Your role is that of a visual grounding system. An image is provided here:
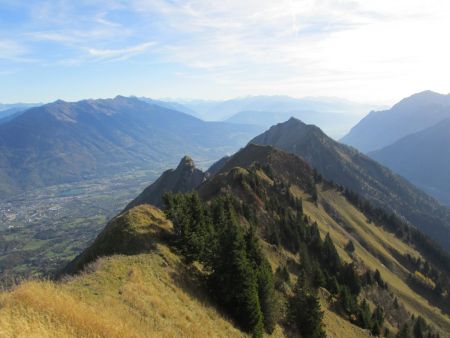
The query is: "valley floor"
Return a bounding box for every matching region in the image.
[0,168,163,284]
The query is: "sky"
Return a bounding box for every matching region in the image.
[0,0,449,105]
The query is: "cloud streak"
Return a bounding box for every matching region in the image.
[87,41,156,61]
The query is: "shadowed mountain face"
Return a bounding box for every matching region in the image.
[370,118,450,205]
[0,96,261,197]
[341,91,450,153]
[250,118,450,251]
[125,156,206,209]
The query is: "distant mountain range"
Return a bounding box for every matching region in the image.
[0,96,261,197]
[341,91,450,153]
[176,95,382,120]
[249,118,450,251]
[164,95,384,139]
[370,118,450,205]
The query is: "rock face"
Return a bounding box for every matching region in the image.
[125,156,206,209]
[250,117,450,251]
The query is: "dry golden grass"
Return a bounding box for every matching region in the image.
[322,307,371,338]
[298,184,450,337]
[0,205,247,338]
[0,247,247,338]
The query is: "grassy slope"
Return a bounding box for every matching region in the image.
[0,203,373,338]
[262,243,372,338]
[299,184,450,337]
[0,251,247,338]
[0,205,246,338]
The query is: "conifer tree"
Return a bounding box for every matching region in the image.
[289,279,326,338]
[322,233,341,274]
[413,316,425,338]
[340,263,361,295]
[370,304,384,336]
[345,239,355,253]
[357,299,372,329]
[209,197,264,337]
[327,276,340,295]
[396,323,411,338]
[340,285,357,315]
[308,222,323,256]
[245,227,279,334]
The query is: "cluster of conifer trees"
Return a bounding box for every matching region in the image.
[396,316,441,338]
[163,192,279,337]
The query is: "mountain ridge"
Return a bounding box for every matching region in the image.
[250,117,450,252]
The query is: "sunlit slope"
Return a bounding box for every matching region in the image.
[0,205,246,338]
[0,202,375,338]
[300,185,450,336]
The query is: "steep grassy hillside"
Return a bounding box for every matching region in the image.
[302,187,450,335]
[0,204,371,338]
[0,205,246,337]
[196,145,449,336]
[250,118,450,252]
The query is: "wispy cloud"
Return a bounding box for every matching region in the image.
[87,41,156,61]
[0,40,26,58]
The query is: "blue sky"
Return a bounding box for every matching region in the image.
[0,0,449,104]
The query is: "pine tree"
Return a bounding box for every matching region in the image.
[372,304,384,327]
[396,323,411,338]
[345,240,355,253]
[413,316,425,338]
[245,227,279,334]
[299,241,313,287]
[340,263,361,295]
[209,197,264,337]
[289,280,326,338]
[393,297,400,309]
[312,261,326,288]
[326,276,340,295]
[357,299,372,329]
[371,305,384,336]
[372,321,381,336]
[374,269,387,289]
[340,285,357,315]
[322,233,341,274]
[308,222,323,256]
